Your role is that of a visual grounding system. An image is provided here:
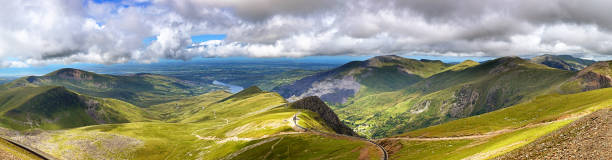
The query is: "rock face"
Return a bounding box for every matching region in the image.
[289,96,358,136]
[578,71,612,91]
[448,85,479,118]
[275,61,364,104]
[496,109,611,160]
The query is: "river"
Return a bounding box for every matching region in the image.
[212,80,244,93]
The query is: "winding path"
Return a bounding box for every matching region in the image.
[0,135,56,160]
[293,112,388,160]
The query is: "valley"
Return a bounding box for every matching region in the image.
[0,54,609,160]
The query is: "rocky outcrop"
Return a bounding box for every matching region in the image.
[448,85,479,118]
[289,96,358,136]
[579,71,612,91]
[274,61,364,104]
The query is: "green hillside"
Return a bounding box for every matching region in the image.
[2,68,216,107]
[274,55,450,104]
[2,87,382,160]
[378,87,612,160]
[0,86,156,130]
[337,57,576,138]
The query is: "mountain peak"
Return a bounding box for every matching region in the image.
[290,96,358,136]
[218,86,264,102]
[46,68,95,80]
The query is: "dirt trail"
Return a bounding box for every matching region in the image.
[0,135,56,160]
[292,111,388,160]
[495,109,612,160]
[381,113,586,142]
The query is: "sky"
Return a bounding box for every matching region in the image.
[2,0,612,68]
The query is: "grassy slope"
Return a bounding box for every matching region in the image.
[354,55,450,95]
[338,57,575,138]
[148,90,232,122]
[25,87,377,160]
[0,86,156,131]
[0,138,42,160]
[383,87,612,159]
[2,68,216,107]
[402,87,612,137]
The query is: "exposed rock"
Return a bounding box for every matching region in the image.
[496,109,611,160]
[578,71,612,91]
[286,76,361,104]
[53,68,93,81]
[289,96,359,136]
[448,85,479,118]
[274,61,365,104]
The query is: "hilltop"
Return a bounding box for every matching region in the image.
[0,86,156,130]
[273,55,450,104]
[2,68,216,107]
[531,54,595,71]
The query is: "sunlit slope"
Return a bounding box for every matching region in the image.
[148,90,232,122]
[378,87,612,160]
[0,86,156,130]
[338,57,576,138]
[2,68,216,106]
[0,138,43,160]
[12,87,379,160]
[559,60,612,93]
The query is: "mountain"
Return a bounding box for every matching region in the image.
[2,68,216,107]
[273,55,450,104]
[559,61,612,93]
[289,96,358,136]
[530,54,595,71]
[378,86,612,159]
[0,86,156,130]
[1,86,383,159]
[334,57,576,138]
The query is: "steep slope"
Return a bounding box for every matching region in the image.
[2,68,214,107]
[4,87,383,160]
[289,96,358,136]
[273,55,450,104]
[531,54,595,71]
[376,87,612,160]
[559,61,612,93]
[0,86,156,130]
[496,109,611,160]
[338,57,576,138]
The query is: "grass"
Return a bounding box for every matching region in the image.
[0,138,42,160]
[231,133,380,160]
[17,89,378,159]
[0,86,158,130]
[401,87,612,137]
[338,57,577,138]
[148,90,232,122]
[2,68,217,107]
[389,119,573,160]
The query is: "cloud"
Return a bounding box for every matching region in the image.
[3,0,612,67]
